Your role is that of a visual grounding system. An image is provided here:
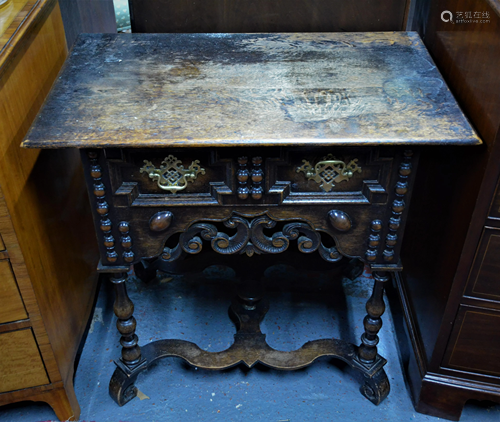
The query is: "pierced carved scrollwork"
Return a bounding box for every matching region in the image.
[296,154,362,192]
[160,214,342,263]
[140,155,205,193]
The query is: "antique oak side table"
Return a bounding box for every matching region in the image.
[23,33,480,407]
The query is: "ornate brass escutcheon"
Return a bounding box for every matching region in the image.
[140,155,205,193]
[296,154,361,192]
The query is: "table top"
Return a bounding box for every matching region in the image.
[23,32,481,149]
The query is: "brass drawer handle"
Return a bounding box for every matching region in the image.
[140,155,205,193]
[296,154,361,192]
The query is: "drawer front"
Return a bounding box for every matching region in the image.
[464,227,500,302]
[0,260,28,324]
[82,147,416,268]
[443,306,500,378]
[104,147,394,207]
[0,328,49,393]
[0,234,4,251]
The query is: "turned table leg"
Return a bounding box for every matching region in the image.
[112,272,142,366]
[356,270,390,404]
[109,272,147,406]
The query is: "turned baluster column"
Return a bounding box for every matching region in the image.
[111,273,142,366]
[358,271,388,364]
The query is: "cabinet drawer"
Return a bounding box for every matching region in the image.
[443,306,500,377]
[464,227,500,302]
[0,328,49,393]
[0,260,28,324]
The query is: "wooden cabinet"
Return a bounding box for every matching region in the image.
[0,0,99,420]
[391,0,500,420]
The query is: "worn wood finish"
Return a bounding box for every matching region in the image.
[22,33,480,149]
[128,0,409,33]
[0,0,99,420]
[0,329,49,393]
[391,1,500,419]
[22,32,479,409]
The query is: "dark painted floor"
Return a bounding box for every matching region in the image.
[1,264,499,421]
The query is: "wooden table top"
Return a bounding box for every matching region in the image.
[23,32,481,149]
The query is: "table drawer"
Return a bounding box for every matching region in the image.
[0,328,49,393]
[102,147,395,207]
[0,260,28,324]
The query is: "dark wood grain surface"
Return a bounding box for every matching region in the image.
[128,0,409,33]
[22,32,480,149]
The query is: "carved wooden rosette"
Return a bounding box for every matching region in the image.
[383,150,413,262]
[88,151,118,263]
[160,214,342,263]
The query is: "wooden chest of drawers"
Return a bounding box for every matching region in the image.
[23,32,480,409]
[0,1,99,420]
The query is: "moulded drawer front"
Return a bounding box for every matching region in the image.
[0,329,49,393]
[444,306,500,377]
[0,260,28,324]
